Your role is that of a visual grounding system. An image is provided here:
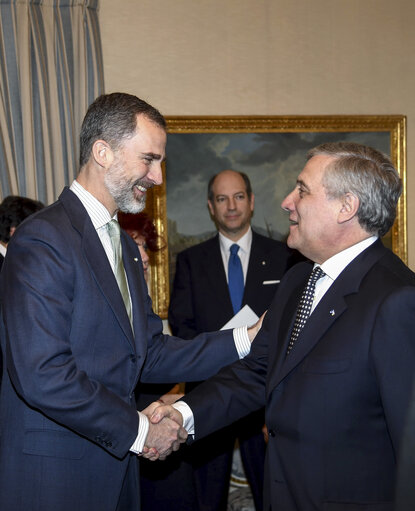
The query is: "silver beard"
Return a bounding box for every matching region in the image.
[104,163,149,214]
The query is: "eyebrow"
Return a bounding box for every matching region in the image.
[216,190,246,197]
[141,151,165,162]
[296,179,310,191]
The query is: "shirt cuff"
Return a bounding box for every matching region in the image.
[233,325,251,358]
[173,401,195,435]
[130,411,149,454]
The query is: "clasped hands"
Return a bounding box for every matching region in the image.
[140,392,185,461]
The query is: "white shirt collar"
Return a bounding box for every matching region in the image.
[0,244,7,257]
[218,226,252,255]
[70,180,116,230]
[318,236,378,280]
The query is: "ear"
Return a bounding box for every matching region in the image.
[207,199,214,216]
[338,193,359,224]
[9,226,16,237]
[250,193,255,212]
[92,140,113,169]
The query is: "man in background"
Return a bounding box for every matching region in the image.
[0,195,44,269]
[169,169,299,511]
[155,142,415,511]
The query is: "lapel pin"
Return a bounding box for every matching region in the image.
[134,257,139,262]
[330,309,335,316]
[262,261,266,266]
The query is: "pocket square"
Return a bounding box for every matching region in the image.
[262,280,280,285]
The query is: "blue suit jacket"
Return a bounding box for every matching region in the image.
[183,240,415,511]
[0,188,238,511]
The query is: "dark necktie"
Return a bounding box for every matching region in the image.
[228,243,244,314]
[286,266,325,355]
[107,219,133,325]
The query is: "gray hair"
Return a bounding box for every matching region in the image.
[79,92,166,168]
[308,142,402,237]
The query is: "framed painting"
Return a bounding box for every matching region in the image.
[145,115,406,318]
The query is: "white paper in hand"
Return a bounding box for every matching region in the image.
[220,304,259,330]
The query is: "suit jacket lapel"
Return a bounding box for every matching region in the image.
[122,233,148,351]
[244,232,266,305]
[269,239,387,389]
[266,263,311,384]
[59,188,135,348]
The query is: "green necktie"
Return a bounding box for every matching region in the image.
[107,219,132,325]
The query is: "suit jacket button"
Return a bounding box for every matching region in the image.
[269,429,276,437]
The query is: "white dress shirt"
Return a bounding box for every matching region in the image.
[219,227,252,283]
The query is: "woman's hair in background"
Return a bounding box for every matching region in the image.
[118,211,165,252]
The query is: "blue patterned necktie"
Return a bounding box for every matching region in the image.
[228,243,244,314]
[286,266,325,355]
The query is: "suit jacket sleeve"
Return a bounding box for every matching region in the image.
[141,311,237,384]
[370,285,415,453]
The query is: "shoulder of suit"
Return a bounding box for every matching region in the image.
[176,234,219,259]
[374,248,415,286]
[252,230,286,248]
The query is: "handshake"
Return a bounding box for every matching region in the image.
[140,391,186,461]
[137,315,266,461]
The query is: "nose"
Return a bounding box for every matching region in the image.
[281,189,295,212]
[148,163,163,186]
[228,197,236,210]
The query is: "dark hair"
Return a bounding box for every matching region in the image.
[0,196,45,243]
[308,142,402,237]
[118,211,165,252]
[207,170,253,201]
[79,92,166,167]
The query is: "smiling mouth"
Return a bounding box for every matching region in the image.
[133,184,148,196]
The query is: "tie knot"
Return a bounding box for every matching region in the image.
[310,266,325,282]
[107,219,121,238]
[230,244,240,256]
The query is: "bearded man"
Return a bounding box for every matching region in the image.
[0,93,261,511]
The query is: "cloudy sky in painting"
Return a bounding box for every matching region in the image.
[165,131,390,239]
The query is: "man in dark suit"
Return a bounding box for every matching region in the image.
[168,169,298,511]
[0,93,261,511]
[153,142,415,511]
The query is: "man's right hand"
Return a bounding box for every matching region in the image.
[141,405,186,461]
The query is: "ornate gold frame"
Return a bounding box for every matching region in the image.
[145,115,407,318]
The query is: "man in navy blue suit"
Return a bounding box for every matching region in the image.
[152,142,415,511]
[0,93,261,511]
[168,169,299,511]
